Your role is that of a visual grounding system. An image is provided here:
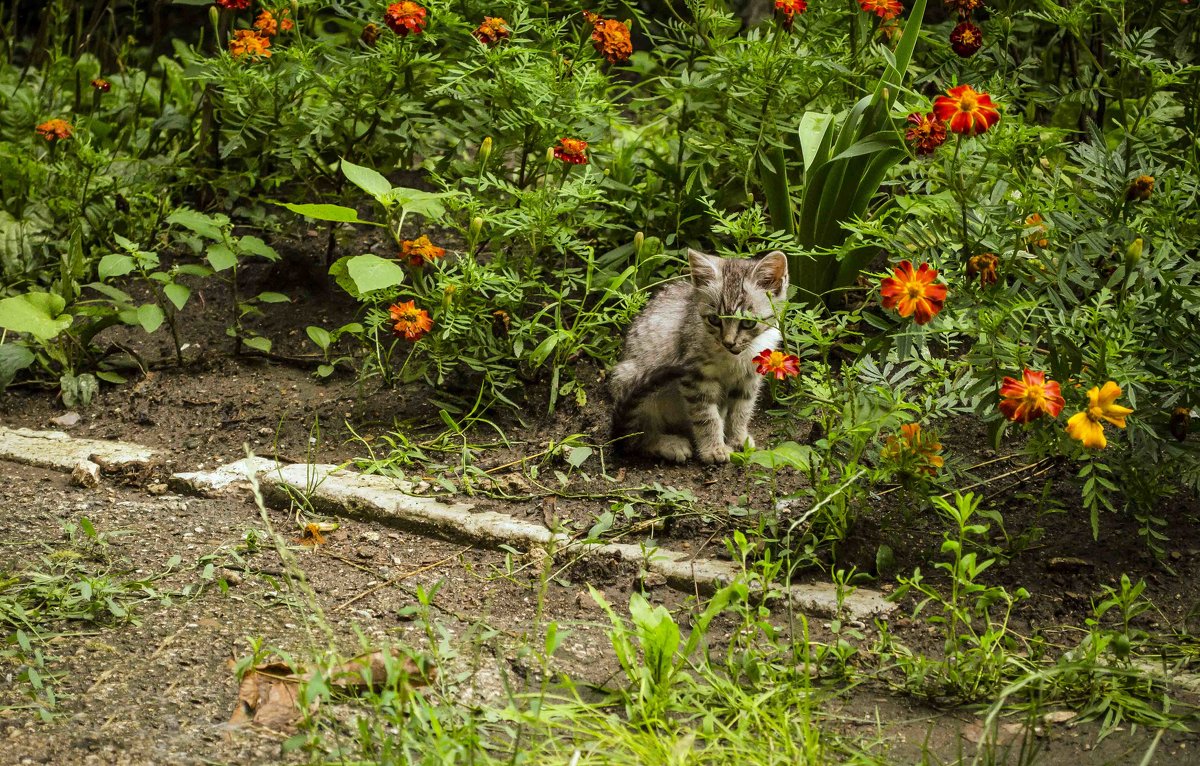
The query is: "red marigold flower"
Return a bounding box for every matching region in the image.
[229,29,272,59]
[950,21,983,57]
[553,137,588,164]
[882,423,944,474]
[879,261,948,325]
[859,0,903,21]
[35,119,73,142]
[774,0,808,30]
[932,84,1001,136]
[753,349,801,380]
[384,1,427,37]
[967,253,998,286]
[474,16,510,45]
[583,11,632,64]
[400,235,446,267]
[998,370,1065,423]
[944,0,982,17]
[215,0,252,9]
[91,78,111,93]
[905,112,947,155]
[1126,175,1154,201]
[389,300,433,341]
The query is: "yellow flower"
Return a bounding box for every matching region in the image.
[1065,381,1133,449]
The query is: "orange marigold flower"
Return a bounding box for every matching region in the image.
[950,21,983,57]
[1024,213,1049,248]
[229,29,272,59]
[583,11,632,64]
[35,119,73,142]
[879,261,948,325]
[932,84,1000,136]
[215,0,252,9]
[905,112,947,155]
[753,349,801,380]
[1065,381,1133,449]
[384,2,427,37]
[553,137,588,164]
[882,423,945,475]
[91,78,111,93]
[774,0,808,30]
[400,235,446,267]
[254,8,291,35]
[475,16,510,45]
[1126,175,1154,201]
[967,253,998,287]
[998,370,1065,423]
[859,0,903,20]
[944,0,982,17]
[389,300,433,341]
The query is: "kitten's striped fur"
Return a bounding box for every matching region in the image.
[609,249,788,463]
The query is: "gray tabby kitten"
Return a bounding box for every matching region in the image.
[609,249,788,463]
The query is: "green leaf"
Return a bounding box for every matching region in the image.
[0,292,72,341]
[243,335,272,353]
[137,303,164,334]
[164,283,191,311]
[798,112,834,172]
[345,254,406,294]
[256,291,290,303]
[175,264,213,278]
[167,208,226,241]
[238,236,279,261]
[316,364,335,378]
[340,158,393,200]
[98,254,136,280]
[380,188,448,219]
[306,326,332,350]
[278,202,375,225]
[0,343,36,389]
[96,371,127,384]
[206,243,237,272]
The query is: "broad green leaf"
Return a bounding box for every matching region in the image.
[164,282,191,310]
[345,254,406,294]
[0,292,72,340]
[306,326,332,350]
[278,202,375,225]
[243,335,272,353]
[257,291,290,303]
[340,158,392,200]
[238,236,279,261]
[96,371,127,384]
[798,112,834,172]
[175,264,213,278]
[167,209,226,240]
[137,303,165,334]
[0,343,35,389]
[380,188,448,219]
[206,243,237,272]
[98,254,136,280]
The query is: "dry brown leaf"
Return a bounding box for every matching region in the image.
[228,662,313,732]
[328,649,435,693]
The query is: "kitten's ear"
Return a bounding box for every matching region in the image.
[688,248,721,287]
[753,251,789,297]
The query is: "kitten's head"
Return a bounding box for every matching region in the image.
[688,249,788,355]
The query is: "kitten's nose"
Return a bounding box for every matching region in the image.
[722,340,737,351]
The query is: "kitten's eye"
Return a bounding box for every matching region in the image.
[740,318,758,330]
[706,315,721,327]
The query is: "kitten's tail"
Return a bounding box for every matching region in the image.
[608,362,685,454]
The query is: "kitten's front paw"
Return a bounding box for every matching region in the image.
[647,435,692,463]
[727,434,755,451]
[698,444,731,464]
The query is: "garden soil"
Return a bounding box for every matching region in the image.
[2,241,1200,763]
